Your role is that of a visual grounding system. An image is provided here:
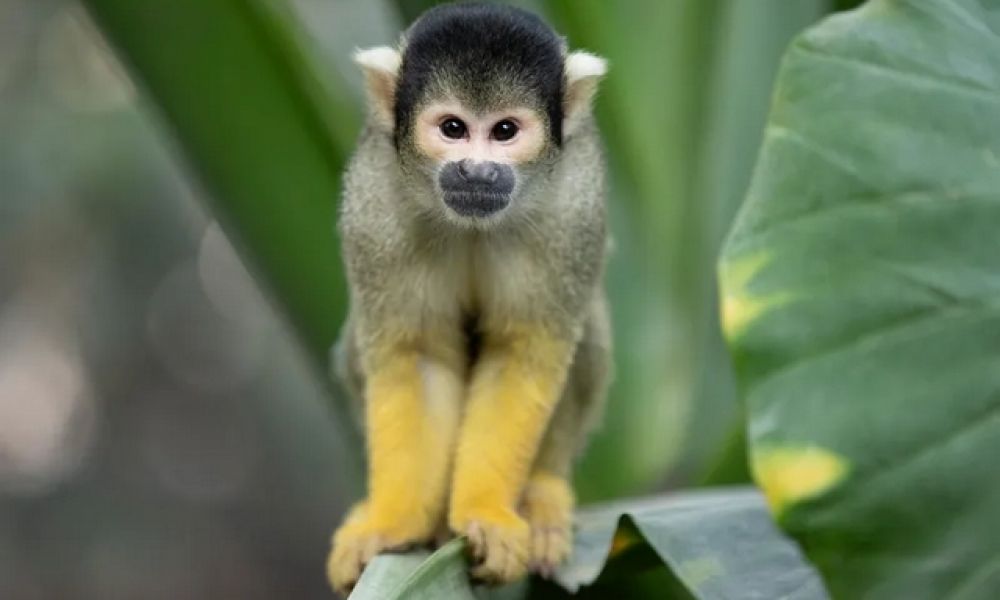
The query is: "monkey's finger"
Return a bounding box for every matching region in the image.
[328,532,389,595]
[529,525,570,578]
[328,546,363,596]
[469,535,527,583]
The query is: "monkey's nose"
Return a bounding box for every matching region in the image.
[457,159,500,184]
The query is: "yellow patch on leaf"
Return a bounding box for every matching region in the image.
[718,251,791,340]
[608,526,641,558]
[752,445,848,517]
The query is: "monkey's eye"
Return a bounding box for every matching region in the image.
[491,120,519,142]
[439,118,468,140]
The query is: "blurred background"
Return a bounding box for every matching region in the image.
[0,0,859,597]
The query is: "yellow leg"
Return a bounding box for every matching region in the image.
[520,335,603,578]
[448,327,573,584]
[328,343,462,595]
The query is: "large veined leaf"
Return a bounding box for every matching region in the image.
[349,489,827,599]
[720,0,1000,597]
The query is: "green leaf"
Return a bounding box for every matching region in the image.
[350,490,827,599]
[720,0,1000,597]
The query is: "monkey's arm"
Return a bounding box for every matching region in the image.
[328,331,463,593]
[448,324,574,582]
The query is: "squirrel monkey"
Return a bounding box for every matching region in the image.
[328,3,611,594]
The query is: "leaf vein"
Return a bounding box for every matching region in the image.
[946,552,1000,600]
[766,124,880,189]
[741,184,998,245]
[792,42,1000,102]
[848,393,1000,503]
[751,302,1000,397]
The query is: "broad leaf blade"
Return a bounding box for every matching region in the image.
[721,0,1000,597]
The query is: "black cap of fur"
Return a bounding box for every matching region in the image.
[395,3,565,148]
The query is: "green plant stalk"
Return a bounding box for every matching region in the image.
[82,0,356,375]
[543,0,726,500]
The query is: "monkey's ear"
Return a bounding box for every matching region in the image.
[353,46,402,130]
[563,51,607,138]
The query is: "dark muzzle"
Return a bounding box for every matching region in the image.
[439,159,515,217]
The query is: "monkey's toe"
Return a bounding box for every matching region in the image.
[520,473,574,578]
[327,529,380,596]
[453,508,530,584]
[327,505,432,595]
[327,528,425,595]
[528,523,571,578]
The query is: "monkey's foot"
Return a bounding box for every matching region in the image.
[520,474,574,578]
[451,507,530,584]
[327,502,433,595]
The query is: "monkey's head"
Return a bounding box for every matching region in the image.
[353,3,606,228]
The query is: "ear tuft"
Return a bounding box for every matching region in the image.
[565,51,607,83]
[353,46,402,74]
[564,51,607,138]
[353,46,401,130]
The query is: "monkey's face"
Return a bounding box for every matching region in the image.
[411,101,550,223]
[351,4,606,229]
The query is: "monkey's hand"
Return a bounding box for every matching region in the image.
[327,500,435,595]
[520,472,574,578]
[327,341,462,595]
[451,506,531,584]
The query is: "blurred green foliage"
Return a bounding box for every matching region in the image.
[84,0,355,368]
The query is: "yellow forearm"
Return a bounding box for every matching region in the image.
[364,345,459,534]
[450,328,572,522]
[329,336,463,593]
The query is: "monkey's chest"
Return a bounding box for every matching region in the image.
[400,241,550,329]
